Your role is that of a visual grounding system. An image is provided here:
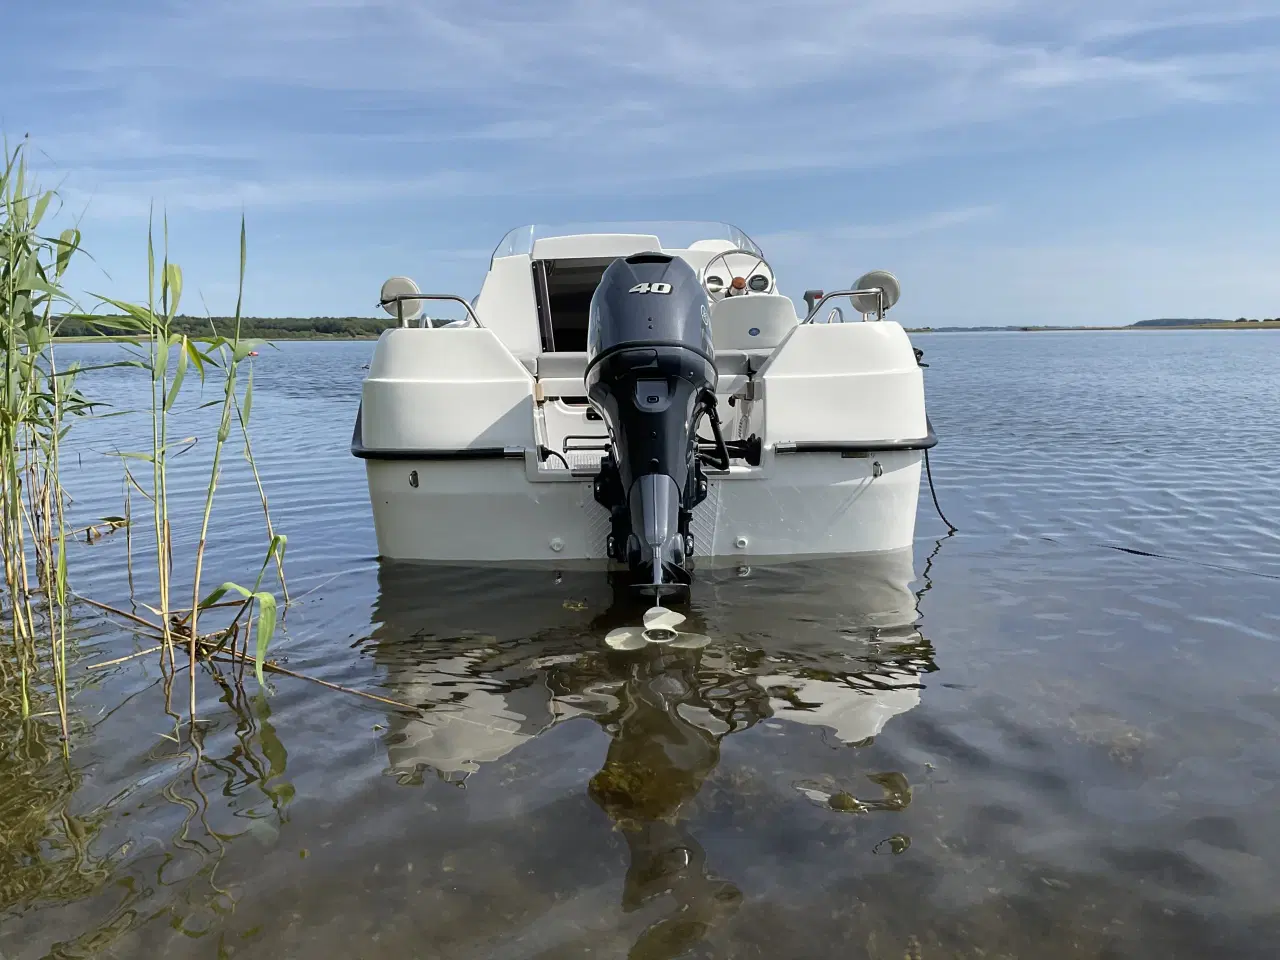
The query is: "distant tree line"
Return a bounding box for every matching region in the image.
[1132,318,1224,327]
[1134,317,1278,326]
[56,315,397,339]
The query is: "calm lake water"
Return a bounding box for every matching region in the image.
[3,331,1279,959]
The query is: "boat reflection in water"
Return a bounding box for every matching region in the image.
[366,548,936,956]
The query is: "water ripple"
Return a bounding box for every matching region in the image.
[4,335,1280,959]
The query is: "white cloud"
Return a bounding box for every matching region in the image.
[10,0,1279,215]
[6,1,1279,320]
[760,206,1000,246]
[58,169,486,219]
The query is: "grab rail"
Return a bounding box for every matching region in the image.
[801,287,888,323]
[377,293,483,329]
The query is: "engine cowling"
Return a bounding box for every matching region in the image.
[585,253,718,595]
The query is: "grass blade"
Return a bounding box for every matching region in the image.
[253,592,278,687]
[164,335,189,411]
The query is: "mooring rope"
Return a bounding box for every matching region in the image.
[923,447,958,534]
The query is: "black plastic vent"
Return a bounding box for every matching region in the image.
[624,253,674,264]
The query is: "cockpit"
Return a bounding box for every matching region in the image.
[478,221,791,358]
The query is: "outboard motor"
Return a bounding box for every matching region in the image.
[586,254,723,596]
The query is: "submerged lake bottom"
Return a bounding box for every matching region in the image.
[3,332,1279,959]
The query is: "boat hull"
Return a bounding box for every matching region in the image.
[364,450,921,564]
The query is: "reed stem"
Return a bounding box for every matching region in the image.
[2,139,288,748]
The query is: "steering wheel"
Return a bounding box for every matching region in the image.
[701,248,775,302]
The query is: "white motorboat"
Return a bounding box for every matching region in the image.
[354,222,935,593]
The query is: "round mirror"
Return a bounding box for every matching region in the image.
[850,270,900,315]
[380,276,423,321]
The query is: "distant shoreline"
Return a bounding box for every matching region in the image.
[54,334,381,343]
[51,317,1280,343]
[53,315,391,342]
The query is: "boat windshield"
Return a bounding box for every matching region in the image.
[491,221,762,263]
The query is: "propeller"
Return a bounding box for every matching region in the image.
[605,606,711,651]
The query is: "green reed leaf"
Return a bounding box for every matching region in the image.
[84,297,153,331]
[18,273,60,297]
[147,334,167,383]
[196,582,279,688]
[56,543,68,605]
[198,581,241,609]
[253,592,278,687]
[251,534,287,591]
[24,323,50,352]
[55,228,80,278]
[164,262,183,322]
[54,359,146,375]
[184,336,206,381]
[236,216,246,326]
[146,215,155,313]
[31,190,52,229]
[164,335,188,411]
[242,367,253,424]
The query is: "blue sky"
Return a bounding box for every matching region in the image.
[4,0,1279,326]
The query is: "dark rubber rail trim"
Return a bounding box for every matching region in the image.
[350,404,525,461]
[774,418,938,455]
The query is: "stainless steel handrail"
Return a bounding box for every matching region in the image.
[801,287,887,323]
[378,293,483,329]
